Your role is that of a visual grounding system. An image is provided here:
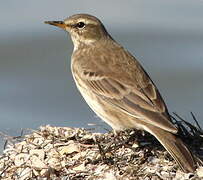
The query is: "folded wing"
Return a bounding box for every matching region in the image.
[79,68,177,133]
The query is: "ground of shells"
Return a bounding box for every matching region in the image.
[0,125,202,180]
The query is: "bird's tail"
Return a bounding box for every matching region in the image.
[144,124,196,173]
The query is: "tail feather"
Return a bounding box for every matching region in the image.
[144,125,196,173]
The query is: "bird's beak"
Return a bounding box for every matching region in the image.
[44,21,66,29]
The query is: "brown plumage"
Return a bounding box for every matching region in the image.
[45,14,196,172]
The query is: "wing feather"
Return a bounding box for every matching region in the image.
[80,72,177,133]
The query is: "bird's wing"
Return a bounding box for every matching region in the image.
[73,47,177,133]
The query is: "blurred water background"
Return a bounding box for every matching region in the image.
[0,0,203,151]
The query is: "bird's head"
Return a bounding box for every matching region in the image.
[45,14,109,48]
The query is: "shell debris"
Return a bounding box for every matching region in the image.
[0,125,202,179]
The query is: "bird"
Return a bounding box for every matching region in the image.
[45,14,196,172]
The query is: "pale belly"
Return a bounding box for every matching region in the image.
[74,81,145,131]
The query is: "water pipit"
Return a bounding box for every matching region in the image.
[45,14,196,172]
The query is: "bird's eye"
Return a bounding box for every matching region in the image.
[76,22,85,29]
